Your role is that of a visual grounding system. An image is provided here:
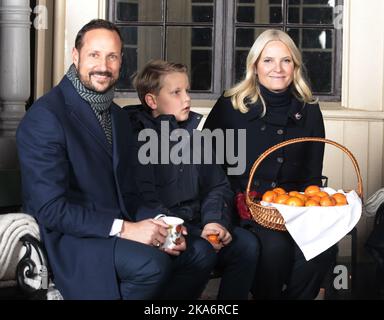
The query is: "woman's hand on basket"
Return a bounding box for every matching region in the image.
[201,223,232,252]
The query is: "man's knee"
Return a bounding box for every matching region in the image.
[137,250,172,283]
[115,241,172,284]
[116,248,172,299]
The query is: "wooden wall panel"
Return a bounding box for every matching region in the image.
[323,120,344,190]
[367,121,384,197]
[343,121,369,198]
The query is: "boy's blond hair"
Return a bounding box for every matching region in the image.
[133,59,188,109]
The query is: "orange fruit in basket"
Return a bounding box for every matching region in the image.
[305,199,320,207]
[296,193,308,202]
[304,185,321,196]
[320,196,336,207]
[332,193,348,206]
[288,191,307,202]
[272,187,286,195]
[316,191,329,198]
[275,194,290,204]
[309,195,321,202]
[285,196,304,207]
[288,191,300,197]
[262,190,277,202]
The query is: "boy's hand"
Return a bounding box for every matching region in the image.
[201,223,232,252]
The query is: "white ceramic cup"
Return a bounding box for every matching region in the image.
[161,216,184,249]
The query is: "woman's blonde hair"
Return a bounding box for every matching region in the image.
[225,29,317,115]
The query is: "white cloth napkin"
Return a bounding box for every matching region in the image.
[261,188,362,261]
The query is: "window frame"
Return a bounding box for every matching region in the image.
[108,0,342,101]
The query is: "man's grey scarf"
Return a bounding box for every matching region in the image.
[66,64,113,145]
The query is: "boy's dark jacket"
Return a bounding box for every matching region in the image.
[123,105,234,232]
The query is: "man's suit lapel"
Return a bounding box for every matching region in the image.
[60,77,113,156]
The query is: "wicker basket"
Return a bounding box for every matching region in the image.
[245,137,363,231]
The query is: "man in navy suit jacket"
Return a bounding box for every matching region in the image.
[16,19,216,299]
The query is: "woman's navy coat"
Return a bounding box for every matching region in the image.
[203,94,325,194]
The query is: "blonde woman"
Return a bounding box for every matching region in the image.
[204,29,337,299]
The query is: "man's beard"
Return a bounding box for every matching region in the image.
[77,64,118,93]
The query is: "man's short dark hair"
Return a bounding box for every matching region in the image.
[75,19,123,52]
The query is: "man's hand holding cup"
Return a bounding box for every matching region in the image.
[153,216,187,256]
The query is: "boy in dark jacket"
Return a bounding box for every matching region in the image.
[124,60,259,299]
